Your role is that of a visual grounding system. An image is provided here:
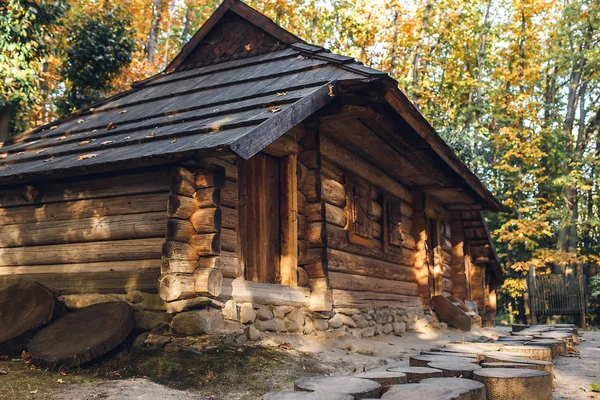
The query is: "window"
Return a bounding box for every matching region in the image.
[383,194,404,252]
[346,175,373,247]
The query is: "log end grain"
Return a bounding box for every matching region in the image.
[293,376,381,398]
[473,368,552,400]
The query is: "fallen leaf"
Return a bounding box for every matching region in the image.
[36,149,45,154]
[106,122,118,131]
[44,156,55,162]
[89,107,95,111]
[113,371,121,376]
[21,352,30,361]
[57,136,67,141]
[49,126,57,130]
[278,342,293,350]
[146,132,156,138]
[92,129,97,133]
[101,140,114,146]
[15,152,24,156]
[0,369,8,375]
[171,138,178,143]
[77,119,84,124]
[30,390,38,394]
[78,141,91,146]
[124,136,131,140]
[277,91,288,96]
[269,106,282,113]
[119,110,127,114]
[328,84,335,97]
[57,378,65,383]
[297,55,304,59]
[0,153,8,159]
[78,154,98,161]
[244,44,252,51]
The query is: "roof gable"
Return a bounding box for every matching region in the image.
[166,0,303,72]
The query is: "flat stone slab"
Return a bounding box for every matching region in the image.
[499,345,553,361]
[294,376,381,399]
[28,302,133,370]
[479,354,553,374]
[410,354,478,367]
[264,391,354,399]
[427,361,482,379]
[0,283,58,355]
[381,383,470,400]
[473,368,552,400]
[353,371,407,385]
[386,366,443,383]
[420,377,486,400]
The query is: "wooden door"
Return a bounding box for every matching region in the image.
[239,153,281,283]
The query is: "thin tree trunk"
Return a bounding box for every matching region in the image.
[146,0,162,63]
[162,4,175,69]
[412,0,433,103]
[0,105,12,143]
[389,11,400,77]
[180,6,191,42]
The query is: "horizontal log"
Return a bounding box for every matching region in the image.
[221,206,237,229]
[263,135,298,157]
[171,167,196,197]
[229,278,310,307]
[0,212,167,248]
[163,241,200,261]
[195,168,226,189]
[296,161,309,191]
[373,221,382,239]
[298,149,319,169]
[301,170,319,202]
[329,271,419,296]
[331,289,423,310]
[220,251,242,278]
[321,177,346,208]
[443,263,453,278]
[190,207,222,233]
[297,190,308,213]
[189,233,220,256]
[321,158,344,183]
[320,135,412,203]
[298,214,309,240]
[159,273,196,302]
[0,259,161,275]
[323,203,347,228]
[193,267,223,297]
[166,218,196,242]
[204,157,237,181]
[193,187,220,208]
[0,238,164,267]
[0,168,170,208]
[167,195,197,219]
[222,180,238,208]
[0,269,160,295]
[297,267,309,287]
[298,245,324,265]
[307,222,325,247]
[442,277,454,292]
[161,259,198,274]
[0,192,167,225]
[370,201,383,219]
[326,248,414,282]
[220,228,237,253]
[326,223,415,265]
[302,261,326,279]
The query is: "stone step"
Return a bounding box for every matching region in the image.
[473,368,552,400]
[293,376,381,399]
[386,366,443,383]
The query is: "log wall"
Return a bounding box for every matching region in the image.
[0,168,171,294]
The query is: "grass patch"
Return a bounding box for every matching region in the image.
[591,381,600,392]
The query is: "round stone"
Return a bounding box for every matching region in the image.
[386,366,443,383]
[293,376,381,398]
[426,361,482,379]
[420,377,486,400]
[473,368,552,400]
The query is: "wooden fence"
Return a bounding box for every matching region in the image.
[527,265,586,327]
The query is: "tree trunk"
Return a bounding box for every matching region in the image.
[0,105,12,143]
[146,0,162,63]
[389,11,400,77]
[411,0,433,103]
[180,6,191,42]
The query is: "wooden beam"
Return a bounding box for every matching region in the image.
[279,154,298,286]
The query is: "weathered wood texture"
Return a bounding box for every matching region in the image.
[0,169,169,294]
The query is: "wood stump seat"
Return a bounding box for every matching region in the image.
[410,354,478,367]
[420,377,486,400]
[473,368,552,400]
[426,361,483,379]
[386,366,443,383]
[293,376,381,399]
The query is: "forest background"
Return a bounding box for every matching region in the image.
[2,0,600,324]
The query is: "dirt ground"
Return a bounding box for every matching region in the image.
[0,325,598,399]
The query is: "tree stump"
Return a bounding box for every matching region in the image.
[426,361,482,379]
[353,370,407,385]
[293,376,381,399]
[499,345,553,361]
[386,366,443,383]
[473,368,552,400]
[420,351,478,359]
[0,283,58,355]
[28,302,134,370]
[381,383,470,399]
[496,336,532,343]
[410,355,478,367]
[526,339,566,357]
[481,362,543,370]
[420,377,486,400]
[479,354,553,374]
[263,391,354,399]
[484,351,537,360]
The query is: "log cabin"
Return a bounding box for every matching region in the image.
[0,0,505,332]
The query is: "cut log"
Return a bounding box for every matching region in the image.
[220,228,237,252]
[499,345,553,361]
[221,206,237,229]
[263,391,353,399]
[167,195,197,219]
[353,370,407,385]
[480,355,553,374]
[171,167,196,197]
[331,289,422,310]
[294,376,381,398]
[193,187,220,208]
[298,149,319,170]
[321,158,344,182]
[296,161,309,191]
[381,383,473,400]
[410,355,478,368]
[297,191,308,213]
[0,283,58,355]
[321,177,346,207]
[190,207,222,233]
[193,267,223,297]
[221,180,238,208]
[195,168,226,189]
[431,295,472,331]
[419,377,486,400]
[301,171,320,202]
[188,233,220,256]
[385,366,443,383]
[307,222,325,247]
[220,251,242,278]
[162,259,198,274]
[163,241,199,261]
[328,271,419,296]
[426,361,482,379]
[158,273,196,301]
[28,302,134,369]
[473,368,552,400]
[166,218,196,242]
[526,339,566,357]
[326,249,413,282]
[297,267,309,287]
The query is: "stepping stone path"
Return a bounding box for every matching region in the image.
[426,361,482,379]
[353,371,407,385]
[0,283,58,355]
[473,368,552,400]
[410,354,478,367]
[273,323,580,399]
[420,377,486,400]
[28,302,134,370]
[386,366,443,382]
[293,377,381,399]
